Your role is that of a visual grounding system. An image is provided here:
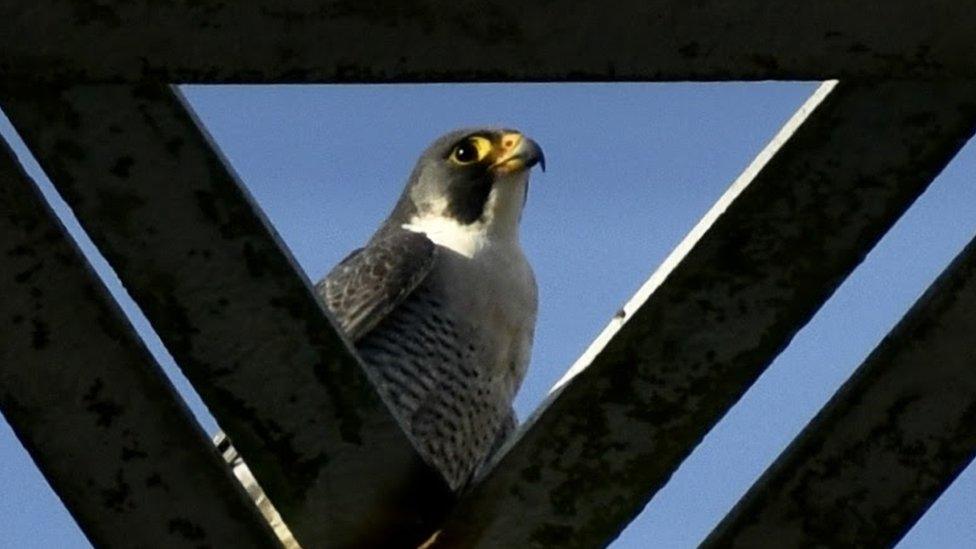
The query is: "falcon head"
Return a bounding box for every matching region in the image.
[387,128,545,253]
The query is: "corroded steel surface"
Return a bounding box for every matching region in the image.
[431,81,976,547]
[1,84,451,548]
[1,2,976,82]
[0,138,278,547]
[703,234,976,547]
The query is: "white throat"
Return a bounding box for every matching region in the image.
[402,216,491,258]
[403,175,528,258]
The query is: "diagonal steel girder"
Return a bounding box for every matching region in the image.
[703,226,976,547]
[430,81,976,547]
[3,1,976,82]
[0,136,279,547]
[0,84,451,548]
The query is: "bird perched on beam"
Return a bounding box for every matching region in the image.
[319,128,544,490]
[215,129,543,546]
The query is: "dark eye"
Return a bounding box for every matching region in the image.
[449,136,491,165]
[453,141,479,163]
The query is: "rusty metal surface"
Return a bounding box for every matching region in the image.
[0,136,279,547]
[702,231,976,548]
[429,81,976,548]
[1,84,452,548]
[2,2,976,82]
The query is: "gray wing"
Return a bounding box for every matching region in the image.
[315,230,437,342]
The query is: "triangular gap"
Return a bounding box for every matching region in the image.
[178,82,816,546]
[179,82,816,419]
[0,110,220,548]
[617,132,976,548]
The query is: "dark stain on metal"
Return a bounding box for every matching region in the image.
[144,473,164,489]
[165,136,185,157]
[69,0,123,28]
[168,517,207,541]
[101,470,133,512]
[678,42,700,59]
[121,445,150,462]
[241,241,270,278]
[6,244,36,258]
[14,261,41,283]
[324,1,437,33]
[30,318,49,349]
[529,523,574,546]
[54,139,85,162]
[82,378,124,428]
[109,155,134,178]
[93,188,148,238]
[193,189,221,225]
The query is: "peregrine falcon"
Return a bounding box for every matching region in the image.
[319,128,544,489]
[215,129,544,541]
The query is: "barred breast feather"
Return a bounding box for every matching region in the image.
[317,228,534,490]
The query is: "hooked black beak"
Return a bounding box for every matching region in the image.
[528,138,546,173]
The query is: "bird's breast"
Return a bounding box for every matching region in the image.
[429,238,537,398]
[353,238,536,489]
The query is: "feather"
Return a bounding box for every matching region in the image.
[316,230,437,341]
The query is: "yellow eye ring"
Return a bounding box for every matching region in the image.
[450,136,492,165]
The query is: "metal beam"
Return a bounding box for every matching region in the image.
[3,2,976,82]
[429,81,976,547]
[0,135,278,547]
[0,84,451,548]
[702,231,976,547]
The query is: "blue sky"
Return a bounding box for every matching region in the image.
[2,83,975,547]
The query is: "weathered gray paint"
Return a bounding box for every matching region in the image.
[702,232,976,547]
[2,2,976,82]
[1,84,451,548]
[431,81,976,548]
[0,137,279,547]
